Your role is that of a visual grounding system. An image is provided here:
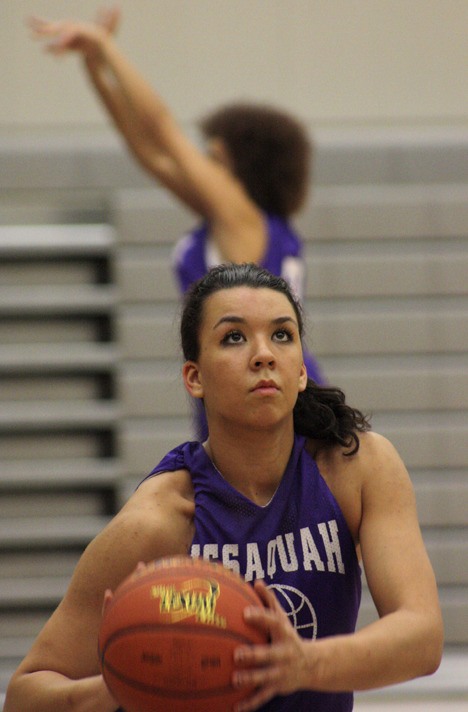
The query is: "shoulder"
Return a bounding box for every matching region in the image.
[98,469,195,571]
[314,431,403,477]
[136,467,195,504]
[123,468,194,530]
[347,431,413,493]
[310,432,410,544]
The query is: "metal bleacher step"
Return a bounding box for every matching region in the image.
[0,576,71,609]
[0,223,114,258]
[0,515,111,550]
[0,400,120,431]
[0,457,121,489]
[415,475,468,527]
[422,530,468,586]
[0,490,108,519]
[0,551,83,582]
[0,638,39,662]
[0,284,117,316]
[0,343,118,374]
[0,611,55,638]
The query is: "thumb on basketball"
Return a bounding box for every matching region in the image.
[101,560,149,615]
[101,589,114,616]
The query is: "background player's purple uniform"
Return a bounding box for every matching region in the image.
[172,216,325,440]
[143,434,361,711]
[172,215,324,385]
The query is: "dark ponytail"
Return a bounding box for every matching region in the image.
[294,381,371,456]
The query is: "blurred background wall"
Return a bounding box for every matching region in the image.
[1,0,468,131]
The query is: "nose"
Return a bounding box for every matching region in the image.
[250,338,275,369]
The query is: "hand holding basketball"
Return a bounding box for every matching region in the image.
[98,556,268,712]
[232,580,312,710]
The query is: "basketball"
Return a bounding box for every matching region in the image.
[98,555,268,712]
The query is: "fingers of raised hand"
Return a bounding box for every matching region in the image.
[27,16,55,39]
[27,17,77,53]
[28,15,106,50]
[96,5,121,34]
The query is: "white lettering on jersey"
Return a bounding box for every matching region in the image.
[267,538,278,578]
[318,520,345,574]
[276,532,299,572]
[222,544,240,574]
[191,519,346,578]
[245,543,265,581]
[300,526,326,571]
[202,543,219,561]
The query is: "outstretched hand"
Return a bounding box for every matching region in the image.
[232,580,312,711]
[27,5,120,57]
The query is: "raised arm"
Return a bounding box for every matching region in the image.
[28,8,265,263]
[4,471,194,712]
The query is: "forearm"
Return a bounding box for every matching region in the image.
[86,34,173,149]
[85,56,159,167]
[83,40,166,170]
[4,671,118,712]
[310,610,443,692]
[83,34,190,194]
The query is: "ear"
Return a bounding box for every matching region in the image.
[298,362,308,392]
[208,138,233,171]
[182,361,204,399]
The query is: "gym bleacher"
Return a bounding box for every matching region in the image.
[0,126,467,708]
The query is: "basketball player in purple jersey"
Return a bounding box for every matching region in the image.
[28,7,325,439]
[5,264,443,712]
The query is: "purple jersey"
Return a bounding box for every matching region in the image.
[143,434,361,711]
[172,215,304,297]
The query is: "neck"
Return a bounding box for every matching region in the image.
[204,421,295,505]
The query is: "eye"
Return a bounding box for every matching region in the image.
[273,328,294,342]
[221,330,245,345]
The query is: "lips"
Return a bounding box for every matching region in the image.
[251,380,279,393]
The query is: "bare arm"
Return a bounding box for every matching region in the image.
[309,434,443,690]
[28,8,265,263]
[4,472,194,712]
[231,433,443,710]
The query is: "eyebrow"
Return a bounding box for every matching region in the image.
[213,315,298,330]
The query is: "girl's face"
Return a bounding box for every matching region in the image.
[183,287,307,431]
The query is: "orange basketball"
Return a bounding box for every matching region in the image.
[98,555,268,712]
